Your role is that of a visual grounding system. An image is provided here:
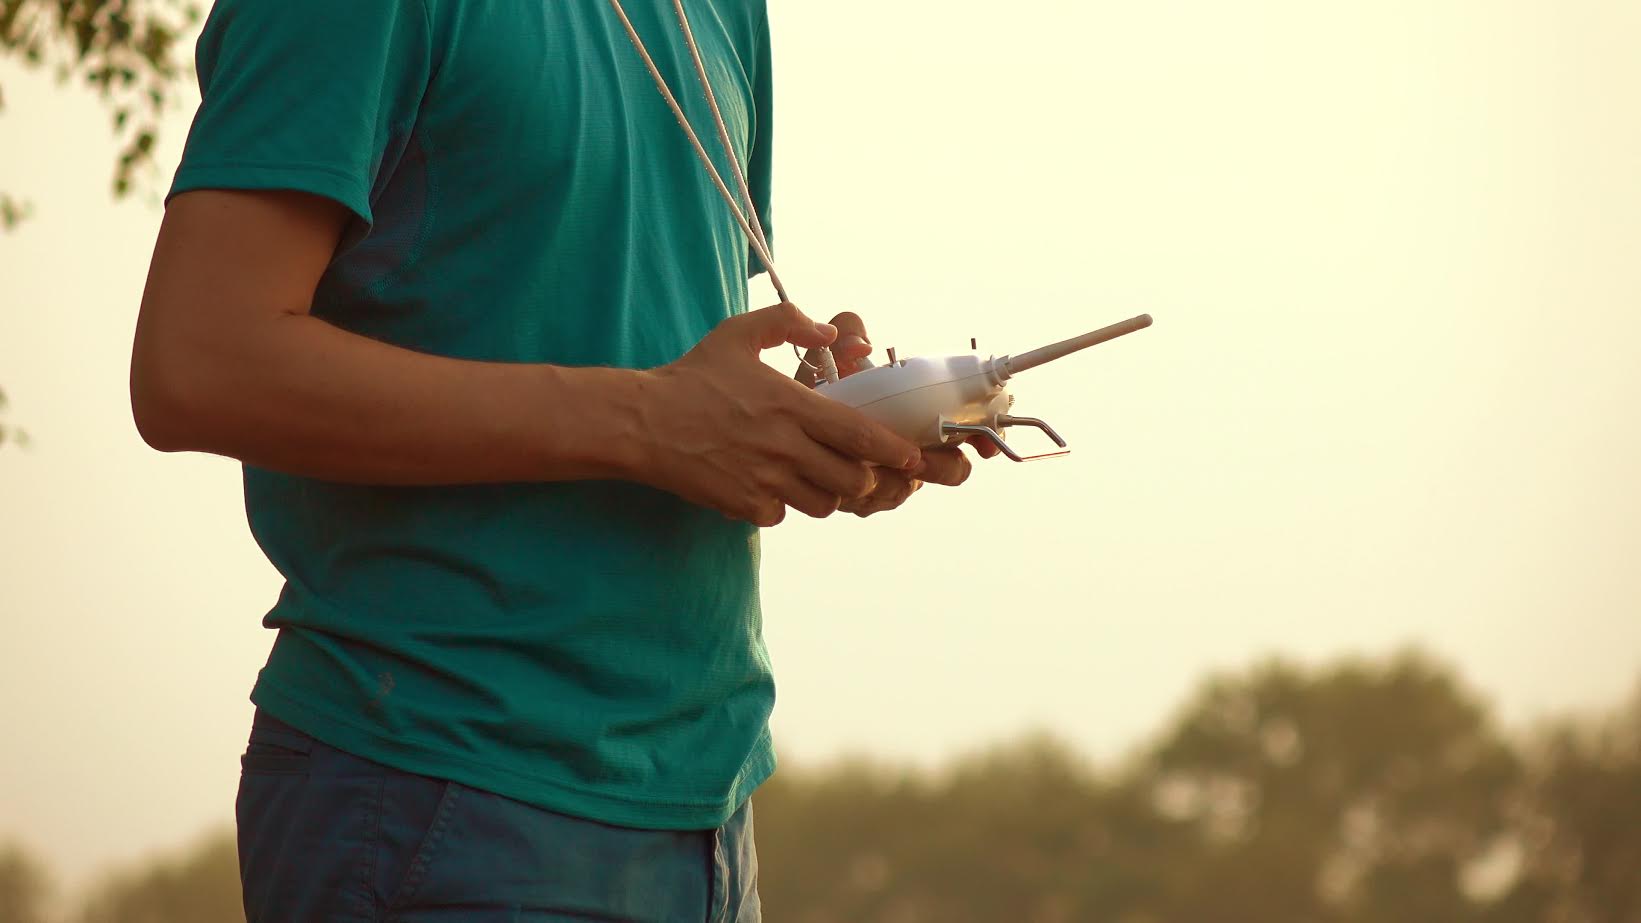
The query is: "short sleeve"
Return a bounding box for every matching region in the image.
[168,0,434,227]
[745,3,774,277]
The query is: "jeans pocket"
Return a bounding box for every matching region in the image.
[380,777,465,915]
[236,724,383,923]
[240,709,316,774]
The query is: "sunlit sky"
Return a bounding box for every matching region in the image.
[3,0,1639,892]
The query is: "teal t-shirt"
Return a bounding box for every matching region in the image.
[169,0,778,828]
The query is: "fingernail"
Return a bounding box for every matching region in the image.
[813,321,837,338]
[903,450,922,470]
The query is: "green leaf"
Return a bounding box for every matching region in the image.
[0,0,203,209]
[0,193,31,230]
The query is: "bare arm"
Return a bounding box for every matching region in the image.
[130,188,645,484]
[130,188,921,525]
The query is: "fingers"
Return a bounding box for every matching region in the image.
[828,311,869,342]
[727,436,877,526]
[843,468,922,517]
[787,440,877,500]
[752,465,859,522]
[746,496,786,528]
[967,435,1002,459]
[797,311,873,383]
[734,302,837,353]
[801,334,871,382]
[797,398,921,471]
[829,445,969,521]
[911,447,972,487]
[825,312,873,376]
[774,474,845,520]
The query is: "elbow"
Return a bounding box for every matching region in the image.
[130,367,189,453]
[129,346,208,453]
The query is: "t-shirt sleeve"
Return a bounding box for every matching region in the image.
[168,0,434,227]
[746,3,775,278]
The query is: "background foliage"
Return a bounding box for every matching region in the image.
[3,651,1636,922]
[0,0,199,227]
[0,0,199,442]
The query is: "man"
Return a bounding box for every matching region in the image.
[130,0,985,920]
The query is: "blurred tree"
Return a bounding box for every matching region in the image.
[756,651,1569,923]
[76,828,241,923]
[1515,685,1641,923]
[0,653,1632,922]
[755,735,1151,923]
[1136,650,1528,923]
[0,842,53,923]
[0,0,201,229]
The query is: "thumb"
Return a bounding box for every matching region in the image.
[734,302,838,352]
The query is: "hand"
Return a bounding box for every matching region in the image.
[794,311,874,386]
[839,446,972,517]
[796,312,1004,463]
[633,303,923,527]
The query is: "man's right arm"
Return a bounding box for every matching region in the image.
[131,189,921,526]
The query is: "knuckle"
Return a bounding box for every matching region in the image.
[738,481,780,525]
[847,421,880,458]
[752,463,786,491]
[924,450,968,485]
[808,495,842,519]
[757,500,785,528]
[850,465,878,498]
[871,469,904,496]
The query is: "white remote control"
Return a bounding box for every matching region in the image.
[608,3,1152,460]
[813,314,1153,461]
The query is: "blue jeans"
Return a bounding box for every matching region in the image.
[237,709,761,922]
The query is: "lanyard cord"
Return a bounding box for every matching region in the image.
[607,0,836,378]
[605,0,785,302]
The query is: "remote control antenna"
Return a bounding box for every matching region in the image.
[1001,314,1153,378]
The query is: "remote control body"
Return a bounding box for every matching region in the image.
[815,354,1013,448]
[812,314,1154,461]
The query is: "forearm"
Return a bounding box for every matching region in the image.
[132,310,649,486]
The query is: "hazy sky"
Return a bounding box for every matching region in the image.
[3,0,1639,892]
